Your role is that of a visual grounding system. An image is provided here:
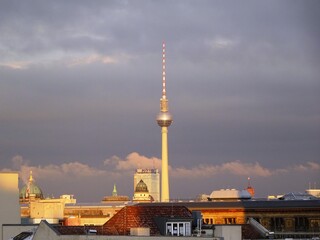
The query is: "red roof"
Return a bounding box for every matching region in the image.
[102,205,192,235]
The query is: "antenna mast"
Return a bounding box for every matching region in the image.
[160,42,169,113]
[162,41,166,99]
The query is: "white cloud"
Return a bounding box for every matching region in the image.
[102,153,319,180]
[7,154,320,182]
[0,52,131,70]
[172,161,272,179]
[68,53,118,67]
[293,161,320,172]
[171,160,319,179]
[66,52,135,67]
[9,155,110,184]
[206,36,237,49]
[104,152,162,171]
[0,61,30,69]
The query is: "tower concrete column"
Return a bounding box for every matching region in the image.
[161,127,169,202]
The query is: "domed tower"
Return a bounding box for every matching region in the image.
[133,179,153,202]
[20,171,44,203]
[156,42,173,202]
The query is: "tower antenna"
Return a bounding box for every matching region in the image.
[159,41,169,113]
[162,41,166,100]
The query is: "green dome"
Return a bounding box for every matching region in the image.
[135,179,149,193]
[19,171,44,200]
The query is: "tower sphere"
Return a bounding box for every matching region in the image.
[157,112,173,127]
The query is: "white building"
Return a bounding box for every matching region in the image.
[134,169,160,202]
[306,188,320,198]
[208,189,251,201]
[0,172,20,240]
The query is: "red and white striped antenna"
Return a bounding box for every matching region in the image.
[162,41,166,99]
[159,41,170,113]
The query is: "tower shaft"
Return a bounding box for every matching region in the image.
[161,127,169,202]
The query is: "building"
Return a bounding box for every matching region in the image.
[16,194,320,238]
[102,205,193,236]
[63,202,127,226]
[30,220,215,240]
[156,42,173,202]
[133,179,153,202]
[246,177,255,197]
[101,184,130,203]
[134,169,160,202]
[0,172,20,240]
[14,198,320,239]
[19,171,44,203]
[17,176,125,227]
[208,188,252,201]
[21,200,125,227]
[21,195,76,225]
[165,200,320,238]
[306,188,320,198]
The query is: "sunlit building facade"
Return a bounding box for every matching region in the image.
[0,172,20,238]
[134,168,160,202]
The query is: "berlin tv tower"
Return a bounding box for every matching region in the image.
[156,42,173,202]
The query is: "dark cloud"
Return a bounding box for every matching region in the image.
[0,0,319,201]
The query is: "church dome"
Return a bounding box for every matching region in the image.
[19,171,44,201]
[135,179,149,193]
[133,179,153,202]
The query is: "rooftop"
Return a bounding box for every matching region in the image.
[209,189,251,200]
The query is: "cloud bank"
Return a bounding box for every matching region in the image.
[4,153,319,201]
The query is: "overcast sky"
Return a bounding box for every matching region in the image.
[1,0,319,202]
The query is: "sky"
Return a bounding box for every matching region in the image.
[0,0,319,202]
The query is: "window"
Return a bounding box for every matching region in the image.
[185,222,191,236]
[295,217,308,231]
[270,217,284,231]
[204,218,214,224]
[310,219,320,232]
[173,223,178,236]
[166,221,191,236]
[166,223,172,235]
[224,218,236,224]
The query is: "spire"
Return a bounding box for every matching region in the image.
[112,184,118,196]
[160,41,169,113]
[29,170,33,183]
[162,41,166,99]
[27,170,33,199]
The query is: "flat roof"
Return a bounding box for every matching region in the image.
[137,199,320,209]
